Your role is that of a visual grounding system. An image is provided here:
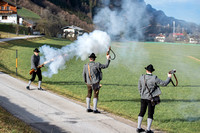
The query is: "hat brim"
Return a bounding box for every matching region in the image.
[33,50,40,53]
[88,56,96,58]
[145,67,155,72]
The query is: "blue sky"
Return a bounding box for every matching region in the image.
[145,0,200,25]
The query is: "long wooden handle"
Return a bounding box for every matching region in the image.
[29,69,35,75]
[107,46,111,55]
[38,63,44,68]
[29,64,44,75]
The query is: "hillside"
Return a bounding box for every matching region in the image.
[17,7,41,20]
[6,0,199,38]
[93,0,199,37]
[8,0,95,37]
[145,4,199,35]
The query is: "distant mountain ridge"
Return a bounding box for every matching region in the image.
[7,0,199,37]
[145,4,199,35]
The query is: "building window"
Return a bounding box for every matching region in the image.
[1,6,4,10]
[2,16,7,20]
[7,6,10,10]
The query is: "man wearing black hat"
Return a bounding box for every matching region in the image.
[137,64,172,133]
[83,53,110,113]
[26,48,43,90]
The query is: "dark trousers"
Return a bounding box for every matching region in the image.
[30,69,42,81]
[138,99,155,119]
[87,83,100,99]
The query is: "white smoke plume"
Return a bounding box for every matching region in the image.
[93,0,150,70]
[40,0,149,77]
[39,30,111,77]
[93,0,149,41]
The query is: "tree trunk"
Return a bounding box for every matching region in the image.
[89,0,93,19]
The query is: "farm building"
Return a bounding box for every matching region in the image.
[155,34,165,42]
[189,37,198,44]
[62,25,85,38]
[0,0,23,25]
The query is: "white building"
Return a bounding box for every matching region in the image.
[189,38,198,44]
[155,34,165,42]
[0,0,23,25]
[62,25,85,38]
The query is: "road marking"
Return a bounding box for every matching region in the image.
[188,56,200,62]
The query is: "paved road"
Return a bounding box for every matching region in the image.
[0,35,42,43]
[0,72,138,133]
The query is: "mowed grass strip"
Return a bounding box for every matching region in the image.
[0,106,37,133]
[0,38,200,133]
[0,31,25,39]
[17,7,41,20]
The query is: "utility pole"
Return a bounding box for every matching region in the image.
[173,21,175,37]
[16,50,18,76]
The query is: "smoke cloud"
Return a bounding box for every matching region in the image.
[93,0,149,41]
[93,0,149,70]
[39,30,111,77]
[40,0,149,77]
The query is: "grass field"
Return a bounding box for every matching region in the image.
[0,31,25,38]
[17,7,41,20]
[0,38,200,133]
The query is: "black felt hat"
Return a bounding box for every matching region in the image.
[145,64,155,72]
[88,53,97,58]
[33,48,40,53]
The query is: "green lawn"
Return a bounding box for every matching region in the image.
[0,31,25,38]
[0,38,200,133]
[17,7,41,20]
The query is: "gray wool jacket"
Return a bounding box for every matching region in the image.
[138,74,171,100]
[83,59,110,84]
[31,54,40,70]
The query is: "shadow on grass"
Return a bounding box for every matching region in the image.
[0,63,16,75]
[0,37,66,50]
[43,81,137,87]
[103,83,137,87]
[0,63,29,81]
[178,85,200,88]
[43,81,84,86]
[162,99,200,102]
[102,98,200,103]
[102,98,140,102]
[160,117,200,122]
[0,96,68,133]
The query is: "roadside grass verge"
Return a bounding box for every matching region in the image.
[0,38,200,133]
[0,31,25,38]
[0,106,37,133]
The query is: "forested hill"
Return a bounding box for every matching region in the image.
[7,0,198,37]
[9,0,97,36]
